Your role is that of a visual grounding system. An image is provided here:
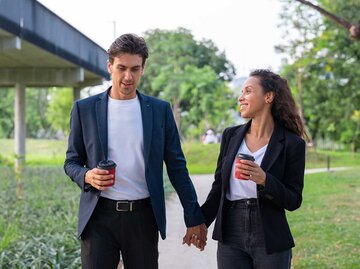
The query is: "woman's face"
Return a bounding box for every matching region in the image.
[238,76,273,119]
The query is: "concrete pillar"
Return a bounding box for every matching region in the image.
[73,87,81,101]
[14,82,26,171]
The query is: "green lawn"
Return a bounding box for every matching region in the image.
[289,168,360,268]
[0,138,359,267]
[0,139,66,166]
[182,142,359,174]
[0,167,358,267]
[0,139,358,172]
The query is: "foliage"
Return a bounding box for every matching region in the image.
[46,87,73,137]
[0,87,53,138]
[0,87,73,139]
[26,88,52,138]
[278,0,360,151]
[0,88,14,138]
[141,28,237,139]
[0,166,81,268]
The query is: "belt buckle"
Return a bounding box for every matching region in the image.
[116,201,134,212]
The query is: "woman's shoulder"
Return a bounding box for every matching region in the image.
[282,126,306,148]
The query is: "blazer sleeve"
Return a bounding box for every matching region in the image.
[258,136,306,211]
[163,103,205,227]
[64,102,91,191]
[201,127,231,227]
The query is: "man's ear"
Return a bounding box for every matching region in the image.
[107,60,112,74]
[141,64,146,75]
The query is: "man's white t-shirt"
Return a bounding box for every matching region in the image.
[100,95,150,200]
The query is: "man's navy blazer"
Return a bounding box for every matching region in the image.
[64,88,204,239]
[201,121,305,254]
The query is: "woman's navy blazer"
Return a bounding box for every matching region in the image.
[202,121,305,254]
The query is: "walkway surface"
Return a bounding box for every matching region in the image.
[158,167,349,268]
[159,174,217,269]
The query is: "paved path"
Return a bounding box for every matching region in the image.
[158,167,350,269]
[159,174,217,269]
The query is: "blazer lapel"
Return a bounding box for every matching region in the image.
[261,123,284,171]
[222,121,251,190]
[138,91,153,165]
[96,89,109,160]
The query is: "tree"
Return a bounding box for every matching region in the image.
[26,88,52,138]
[0,88,14,138]
[140,28,236,139]
[0,88,54,139]
[278,0,360,151]
[295,0,360,40]
[46,87,73,137]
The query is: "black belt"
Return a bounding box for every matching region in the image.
[225,198,258,208]
[98,197,151,212]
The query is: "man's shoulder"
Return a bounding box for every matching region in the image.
[138,91,169,107]
[75,91,106,107]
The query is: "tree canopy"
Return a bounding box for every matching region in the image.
[278,0,360,151]
[140,28,237,139]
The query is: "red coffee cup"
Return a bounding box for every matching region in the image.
[97,160,116,187]
[235,153,255,180]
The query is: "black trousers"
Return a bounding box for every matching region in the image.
[81,197,159,269]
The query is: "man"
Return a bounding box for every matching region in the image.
[64,33,207,269]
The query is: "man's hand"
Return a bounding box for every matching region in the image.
[182,223,208,251]
[85,168,114,190]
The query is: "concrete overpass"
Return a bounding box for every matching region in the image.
[0,0,110,169]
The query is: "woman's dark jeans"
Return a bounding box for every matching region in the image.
[217,199,292,269]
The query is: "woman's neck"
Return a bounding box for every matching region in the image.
[248,115,274,139]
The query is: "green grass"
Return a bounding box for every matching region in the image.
[0,166,81,268]
[288,168,360,268]
[0,138,359,267]
[182,142,359,174]
[0,139,66,166]
[182,142,220,174]
[305,148,360,169]
[0,166,358,267]
[1,139,359,173]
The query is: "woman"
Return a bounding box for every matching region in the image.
[201,69,307,269]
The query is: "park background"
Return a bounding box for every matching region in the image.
[0,0,359,268]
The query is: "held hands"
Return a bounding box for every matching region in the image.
[236,159,266,186]
[182,223,208,251]
[85,168,114,190]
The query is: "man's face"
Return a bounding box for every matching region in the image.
[107,53,144,100]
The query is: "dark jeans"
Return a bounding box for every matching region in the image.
[217,199,292,269]
[81,197,159,269]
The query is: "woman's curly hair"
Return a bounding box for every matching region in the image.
[250,69,308,140]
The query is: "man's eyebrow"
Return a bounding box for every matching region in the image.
[116,64,141,68]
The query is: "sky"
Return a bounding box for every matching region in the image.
[38,0,284,78]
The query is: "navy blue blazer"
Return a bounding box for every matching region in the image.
[201,121,305,254]
[64,88,204,239]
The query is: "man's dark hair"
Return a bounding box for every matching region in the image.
[107,33,148,66]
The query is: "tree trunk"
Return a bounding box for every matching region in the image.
[296,68,304,120]
[172,98,181,130]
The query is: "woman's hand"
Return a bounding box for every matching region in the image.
[235,160,266,186]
